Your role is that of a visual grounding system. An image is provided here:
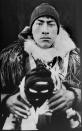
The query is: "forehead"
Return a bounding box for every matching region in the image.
[35,16,56,22]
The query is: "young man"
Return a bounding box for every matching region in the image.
[0,3,81,130]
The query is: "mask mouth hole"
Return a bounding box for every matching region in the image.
[35,98,39,101]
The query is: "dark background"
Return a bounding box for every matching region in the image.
[0,0,82,51]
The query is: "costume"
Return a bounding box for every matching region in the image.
[0,26,81,130]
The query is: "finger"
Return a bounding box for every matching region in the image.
[62,106,68,112]
[45,112,52,116]
[13,106,30,115]
[49,88,66,104]
[17,95,32,108]
[14,96,31,110]
[14,110,28,119]
[51,102,66,113]
[10,109,28,119]
[48,91,62,104]
[14,107,31,118]
[13,113,19,118]
[49,98,65,109]
[14,102,30,112]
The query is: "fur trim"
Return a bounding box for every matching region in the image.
[55,26,76,55]
[24,26,76,61]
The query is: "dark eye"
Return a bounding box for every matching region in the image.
[37,22,42,26]
[49,22,56,26]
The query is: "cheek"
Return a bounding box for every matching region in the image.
[51,25,57,33]
[50,29,57,39]
[52,28,57,34]
[32,27,41,40]
[32,25,41,35]
[33,27,39,34]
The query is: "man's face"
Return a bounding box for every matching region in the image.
[32,17,58,49]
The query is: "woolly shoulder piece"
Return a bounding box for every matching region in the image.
[55,26,76,55]
[24,26,76,61]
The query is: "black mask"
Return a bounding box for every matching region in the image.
[24,66,54,108]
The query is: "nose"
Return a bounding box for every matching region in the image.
[42,23,49,35]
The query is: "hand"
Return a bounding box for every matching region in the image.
[66,108,81,128]
[6,92,32,119]
[48,85,75,113]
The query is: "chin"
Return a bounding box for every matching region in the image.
[41,46,50,49]
[39,43,51,49]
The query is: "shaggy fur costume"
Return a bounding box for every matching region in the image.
[2,26,81,130]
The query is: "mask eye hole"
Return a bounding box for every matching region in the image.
[41,89,48,93]
[29,88,37,93]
